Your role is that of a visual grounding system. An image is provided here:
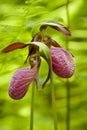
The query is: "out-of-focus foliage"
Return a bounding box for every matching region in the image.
[0,0,87,130]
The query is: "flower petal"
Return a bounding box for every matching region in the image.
[9,66,37,100]
[40,22,71,36]
[50,48,75,78]
[1,42,28,53]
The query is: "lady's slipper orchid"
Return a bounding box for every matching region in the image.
[50,47,75,78]
[9,65,38,99]
[1,22,76,99]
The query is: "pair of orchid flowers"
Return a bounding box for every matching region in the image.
[1,22,75,100]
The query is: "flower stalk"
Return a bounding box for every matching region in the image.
[66,79,70,130]
[50,56,58,130]
[30,81,35,130]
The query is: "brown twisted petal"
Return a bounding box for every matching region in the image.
[50,48,75,78]
[8,66,37,100]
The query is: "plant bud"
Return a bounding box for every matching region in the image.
[50,48,75,78]
[8,66,37,100]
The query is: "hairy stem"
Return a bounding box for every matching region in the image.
[30,81,35,130]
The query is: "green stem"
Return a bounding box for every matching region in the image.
[66,79,70,130]
[50,59,58,130]
[30,81,35,130]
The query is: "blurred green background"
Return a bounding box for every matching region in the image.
[0,0,87,130]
